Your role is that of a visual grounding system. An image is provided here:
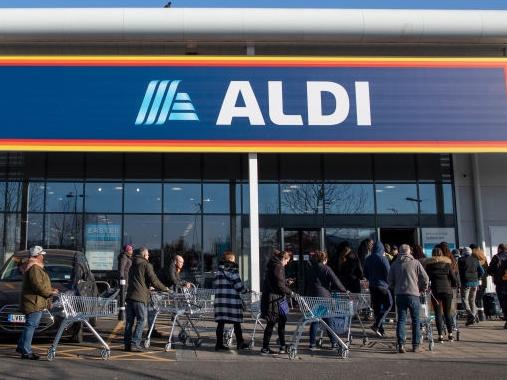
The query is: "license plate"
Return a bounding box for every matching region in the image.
[7,314,25,323]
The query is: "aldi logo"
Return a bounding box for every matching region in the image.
[135,80,199,125]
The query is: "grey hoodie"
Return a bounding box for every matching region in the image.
[388,252,429,297]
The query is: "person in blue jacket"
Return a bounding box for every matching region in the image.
[364,241,391,337]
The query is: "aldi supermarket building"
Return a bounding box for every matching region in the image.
[0,8,507,291]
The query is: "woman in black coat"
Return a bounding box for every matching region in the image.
[424,247,458,342]
[334,246,363,293]
[307,250,347,350]
[260,250,293,356]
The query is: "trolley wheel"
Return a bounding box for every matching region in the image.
[47,347,56,362]
[100,348,110,360]
[178,331,189,344]
[143,339,151,349]
[165,343,172,352]
[249,341,255,350]
[363,336,369,345]
[429,341,434,352]
[337,347,349,359]
[316,338,323,348]
[194,338,202,348]
[224,330,233,347]
[287,345,297,360]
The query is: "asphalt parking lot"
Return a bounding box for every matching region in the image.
[0,316,506,380]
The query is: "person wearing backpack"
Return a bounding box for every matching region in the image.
[458,247,485,326]
[487,243,507,328]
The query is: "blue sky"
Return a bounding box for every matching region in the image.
[2,0,507,9]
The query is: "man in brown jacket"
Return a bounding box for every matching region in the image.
[17,246,58,360]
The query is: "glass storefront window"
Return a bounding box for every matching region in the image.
[325,184,374,214]
[45,213,83,250]
[163,214,202,280]
[259,183,279,214]
[28,182,45,212]
[202,183,229,213]
[164,183,201,214]
[27,214,44,248]
[419,183,437,214]
[0,182,5,211]
[123,214,162,271]
[375,184,419,214]
[85,183,123,213]
[280,183,323,214]
[5,182,23,212]
[46,182,84,213]
[443,183,454,214]
[203,215,230,274]
[325,228,376,255]
[84,214,122,271]
[5,214,21,259]
[124,183,162,213]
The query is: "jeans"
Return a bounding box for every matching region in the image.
[216,321,244,348]
[309,318,338,345]
[461,286,478,321]
[431,292,454,336]
[370,286,393,332]
[17,311,43,355]
[262,315,287,349]
[396,295,421,347]
[124,300,148,348]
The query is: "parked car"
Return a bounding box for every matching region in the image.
[0,249,99,343]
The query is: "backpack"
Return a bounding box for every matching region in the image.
[493,256,507,286]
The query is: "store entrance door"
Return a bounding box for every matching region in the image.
[379,228,418,250]
[282,229,322,294]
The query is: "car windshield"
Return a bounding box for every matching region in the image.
[0,255,74,282]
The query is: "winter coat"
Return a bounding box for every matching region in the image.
[118,252,133,284]
[388,252,429,297]
[20,260,53,314]
[261,256,293,323]
[337,255,363,293]
[126,254,168,304]
[158,261,186,290]
[458,254,485,288]
[213,262,247,323]
[487,251,507,288]
[364,242,390,289]
[306,261,346,297]
[423,256,457,295]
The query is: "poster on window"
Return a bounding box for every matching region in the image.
[421,228,456,257]
[85,224,121,270]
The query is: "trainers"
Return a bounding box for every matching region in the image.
[438,335,445,343]
[398,345,406,354]
[236,343,250,350]
[131,345,146,353]
[124,345,131,352]
[412,345,424,353]
[260,347,278,356]
[279,346,287,354]
[465,319,475,326]
[308,345,317,351]
[21,353,40,360]
[448,334,454,342]
[215,345,230,352]
[370,325,382,337]
[474,316,480,324]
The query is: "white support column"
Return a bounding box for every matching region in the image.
[471,154,486,251]
[248,153,260,292]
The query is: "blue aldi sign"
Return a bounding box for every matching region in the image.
[0,56,506,152]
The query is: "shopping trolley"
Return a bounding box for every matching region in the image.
[47,291,118,361]
[419,289,435,351]
[223,291,263,349]
[288,293,354,360]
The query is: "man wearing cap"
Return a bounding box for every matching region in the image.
[458,246,485,326]
[17,246,58,360]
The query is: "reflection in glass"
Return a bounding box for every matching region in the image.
[45,213,83,250]
[375,184,418,214]
[325,184,374,214]
[123,214,162,271]
[5,182,23,212]
[259,183,279,214]
[124,183,162,213]
[203,215,230,274]
[163,215,202,281]
[28,182,45,212]
[419,184,437,214]
[5,214,21,257]
[27,214,44,248]
[443,183,454,214]
[202,183,229,213]
[84,214,122,271]
[280,183,323,214]
[164,183,201,214]
[85,183,123,213]
[0,182,5,211]
[46,183,84,213]
[325,228,376,255]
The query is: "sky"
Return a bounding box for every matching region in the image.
[2,0,507,9]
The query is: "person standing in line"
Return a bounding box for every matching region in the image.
[306,250,347,350]
[487,243,507,328]
[124,247,170,352]
[470,244,488,321]
[17,246,59,360]
[388,244,429,353]
[118,244,134,321]
[364,241,392,337]
[214,251,250,351]
[357,239,374,268]
[424,247,458,342]
[334,246,363,293]
[260,250,293,356]
[458,247,485,326]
